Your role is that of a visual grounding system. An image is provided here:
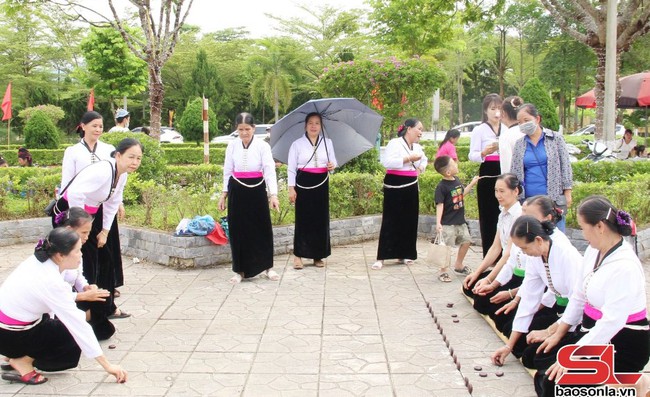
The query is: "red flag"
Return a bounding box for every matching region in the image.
[87,88,95,111]
[1,83,11,121]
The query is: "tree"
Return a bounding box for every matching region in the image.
[368,0,505,56]
[247,38,302,123]
[80,26,148,113]
[178,98,216,144]
[519,77,559,131]
[23,110,60,149]
[318,57,446,140]
[539,0,650,139]
[267,4,365,79]
[184,49,230,129]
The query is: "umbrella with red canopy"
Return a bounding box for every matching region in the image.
[575,71,650,109]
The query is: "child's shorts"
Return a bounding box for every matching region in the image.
[441,224,472,246]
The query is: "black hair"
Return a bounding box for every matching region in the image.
[524,195,562,225]
[76,111,103,138]
[60,207,93,229]
[116,114,130,123]
[397,118,419,137]
[235,112,254,126]
[433,155,452,175]
[632,145,646,156]
[502,96,523,121]
[496,173,523,195]
[481,94,502,123]
[577,195,633,236]
[34,227,80,263]
[304,112,322,125]
[111,138,144,158]
[439,129,460,148]
[17,147,32,166]
[141,126,150,136]
[516,103,540,119]
[624,128,633,136]
[510,215,555,243]
[0,155,6,166]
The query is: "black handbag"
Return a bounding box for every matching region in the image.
[44,199,57,216]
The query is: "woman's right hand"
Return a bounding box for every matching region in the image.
[218,194,227,211]
[288,187,297,204]
[472,277,492,294]
[483,142,498,157]
[463,272,479,290]
[491,346,511,366]
[527,329,550,344]
[77,288,109,302]
[106,364,128,383]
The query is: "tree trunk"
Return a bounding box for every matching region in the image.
[148,63,165,139]
[593,46,606,141]
[457,71,463,126]
[273,87,279,123]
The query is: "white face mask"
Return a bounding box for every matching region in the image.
[520,120,537,136]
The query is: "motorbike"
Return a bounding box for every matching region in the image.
[565,143,581,163]
[581,140,617,162]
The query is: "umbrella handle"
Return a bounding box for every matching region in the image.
[321,128,333,173]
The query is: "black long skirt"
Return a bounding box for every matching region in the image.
[376,174,419,261]
[0,315,81,372]
[52,199,116,340]
[294,172,331,260]
[228,176,274,278]
[477,161,501,257]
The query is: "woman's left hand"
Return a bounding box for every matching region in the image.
[546,362,566,382]
[269,196,280,211]
[326,162,335,172]
[490,291,510,304]
[564,190,572,207]
[118,203,126,221]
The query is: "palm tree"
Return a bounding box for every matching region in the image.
[247,38,301,122]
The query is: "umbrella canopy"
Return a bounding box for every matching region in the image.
[270,98,383,165]
[575,71,650,109]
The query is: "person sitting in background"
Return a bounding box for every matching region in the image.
[17,148,32,167]
[628,144,648,160]
[108,109,130,133]
[0,155,7,167]
[615,129,637,159]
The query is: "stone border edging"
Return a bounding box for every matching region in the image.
[1,216,648,267]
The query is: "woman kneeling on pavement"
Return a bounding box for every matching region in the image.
[0,228,127,385]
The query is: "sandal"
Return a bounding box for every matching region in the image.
[2,370,47,385]
[229,273,243,284]
[266,270,280,281]
[314,260,325,268]
[403,259,414,265]
[108,309,131,319]
[438,272,453,283]
[293,258,304,270]
[1,363,13,371]
[371,261,383,270]
[114,289,121,298]
[453,265,472,275]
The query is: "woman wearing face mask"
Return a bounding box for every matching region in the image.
[469,93,507,257]
[511,103,573,231]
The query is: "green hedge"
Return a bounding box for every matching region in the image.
[162,147,226,165]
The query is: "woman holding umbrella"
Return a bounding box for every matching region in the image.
[219,113,281,283]
[372,118,428,270]
[288,112,337,269]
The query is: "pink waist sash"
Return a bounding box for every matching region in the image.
[0,309,34,326]
[387,170,418,177]
[302,167,327,174]
[484,155,500,162]
[62,193,99,214]
[233,171,263,178]
[584,303,647,323]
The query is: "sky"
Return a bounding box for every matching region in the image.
[98,0,369,38]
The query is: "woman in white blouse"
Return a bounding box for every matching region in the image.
[219,113,280,284]
[52,138,143,337]
[372,118,427,270]
[534,196,649,396]
[0,228,127,385]
[469,93,507,257]
[287,112,337,269]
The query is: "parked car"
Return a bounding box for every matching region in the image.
[211,124,273,143]
[451,121,482,138]
[130,126,185,144]
[571,124,624,136]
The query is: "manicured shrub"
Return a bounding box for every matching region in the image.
[177,98,217,144]
[101,132,166,181]
[519,77,560,131]
[23,111,61,149]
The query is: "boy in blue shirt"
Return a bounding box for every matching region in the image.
[433,156,478,282]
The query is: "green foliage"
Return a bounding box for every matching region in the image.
[80,27,148,107]
[162,147,225,165]
[329,172,383,218]
[519,77,560,131]
[24,173,59,217]
[100,132,166,181]
[571,160,650,183]
[23,110,60,149]
[184,50,231,129]
[163,164,223,193]
[18,104,65,124]
[178,98,218,143]
[337,149,383,174]
[318,57,446,141]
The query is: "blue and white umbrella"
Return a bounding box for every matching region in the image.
[270,98,383,165]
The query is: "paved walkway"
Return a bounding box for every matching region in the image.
[0,239,647,396]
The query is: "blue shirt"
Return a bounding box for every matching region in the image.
[523,134,548,197]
